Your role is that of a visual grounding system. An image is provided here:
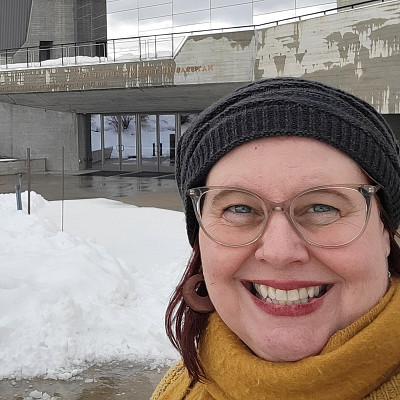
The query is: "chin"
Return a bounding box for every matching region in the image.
[254,345,324,363]
[245,329,329,363]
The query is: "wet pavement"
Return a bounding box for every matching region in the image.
[0,171,180,400]
[0,362,170,400]
[0,171,183,211]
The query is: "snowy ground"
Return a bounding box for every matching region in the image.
[0,191,189,380]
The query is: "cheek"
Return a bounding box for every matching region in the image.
[316,239,387,283]
[199,231,248,285]
[323,209,389,281]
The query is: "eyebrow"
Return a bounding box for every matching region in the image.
[299,188,355,204]
[209,188,252,204]
[205,186,358,209]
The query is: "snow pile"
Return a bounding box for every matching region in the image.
[24,390,56,400]
[0,192,189,379]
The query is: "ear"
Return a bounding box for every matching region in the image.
[379,217,391,258]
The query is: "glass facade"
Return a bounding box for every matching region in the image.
[106,0,336,39]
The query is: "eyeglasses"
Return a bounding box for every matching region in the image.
[188,184,381,248]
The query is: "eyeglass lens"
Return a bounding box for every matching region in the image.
[196,187,370,247]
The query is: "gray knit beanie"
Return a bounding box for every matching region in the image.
[176,77,400,245]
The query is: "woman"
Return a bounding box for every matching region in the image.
[152,77,400,399]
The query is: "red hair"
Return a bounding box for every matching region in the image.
[165,238,210,381]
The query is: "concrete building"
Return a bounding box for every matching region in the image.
[0,0,399,174]
[0,0,107,63]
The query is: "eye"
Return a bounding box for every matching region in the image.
[308,204,336,213]
[227,205,253,213]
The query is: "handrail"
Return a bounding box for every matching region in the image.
[0,0,395,70]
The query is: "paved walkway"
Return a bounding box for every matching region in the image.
[0,171,183,211]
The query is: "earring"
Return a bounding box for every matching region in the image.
[388,270,392,278]
[182,273,215,313]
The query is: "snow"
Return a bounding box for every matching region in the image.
[0,191,190,380]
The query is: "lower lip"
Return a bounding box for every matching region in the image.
[251,294,325,317]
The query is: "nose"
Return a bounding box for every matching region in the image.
[254,209,310,267]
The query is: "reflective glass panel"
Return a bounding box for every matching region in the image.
[212,0,249,7]
[138,0,171,8]
[173,10,210,28]
[297,0,333,6]
[90,114,101,167]
[141,114,157,170]
[211,4,253,28]
[120,115,137,170]
[159,115,176,168]
[139,3,172,20]
[253,0,295,14]
[139,16,173,36]
[104,116,119,160]
[107,10,139,39]
[174,0,210,14]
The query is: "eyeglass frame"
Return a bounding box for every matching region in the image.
[187,184,382,248]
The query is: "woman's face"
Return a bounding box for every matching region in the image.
[200,137,390,362]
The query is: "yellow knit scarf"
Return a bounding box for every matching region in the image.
[152,279,400,400]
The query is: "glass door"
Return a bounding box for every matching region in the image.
[140,114,176,173]
[159,114,176,173]
[118,114,137,171]
[95,115,137,171]
[140,114,158,171]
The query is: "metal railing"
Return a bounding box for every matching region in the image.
[0,0,394,70]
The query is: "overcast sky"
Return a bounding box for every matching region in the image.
[106,0,336,39]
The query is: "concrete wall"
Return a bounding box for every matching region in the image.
[174,31,256,84]
[0,102,80,171]
[12,0,107,62]
[23,0,76,46]
[254,1,400,113]
[0,158,45,175]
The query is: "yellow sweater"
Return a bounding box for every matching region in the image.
[152,279,400,400]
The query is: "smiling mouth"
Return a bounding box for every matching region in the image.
[251,283,329,306]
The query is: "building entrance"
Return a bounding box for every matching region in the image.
[139,114,176,173]
[91,113,195,173]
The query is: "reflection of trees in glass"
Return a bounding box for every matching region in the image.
[180,114,192,125]
[106,116,134,131]
[181,113,197,134]
[91,114,100,132]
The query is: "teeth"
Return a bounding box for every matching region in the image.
[260,285,268,298]
[298,287,308,300]
[253,283,325,305]
[275,289,287,301]
[287,289,300,301]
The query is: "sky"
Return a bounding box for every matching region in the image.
[106,0,337,39]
